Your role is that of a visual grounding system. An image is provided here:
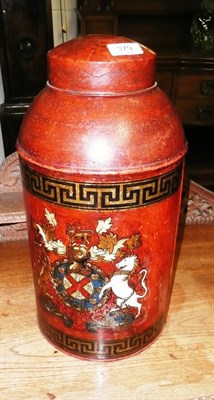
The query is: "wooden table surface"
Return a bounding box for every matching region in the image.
[0,224,213,400]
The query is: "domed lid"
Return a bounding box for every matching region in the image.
[47,35,156,94]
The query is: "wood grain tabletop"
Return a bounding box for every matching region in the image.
[0,224,213,400]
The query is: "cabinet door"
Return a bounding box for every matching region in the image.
[0,0,53,102]
[0,0,53,156]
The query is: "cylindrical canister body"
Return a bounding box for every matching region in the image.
[17,35,187,361]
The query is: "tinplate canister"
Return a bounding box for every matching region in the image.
[17,35,187,361]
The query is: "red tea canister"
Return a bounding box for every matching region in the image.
[17,35,187,361]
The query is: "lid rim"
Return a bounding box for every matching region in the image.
[46,81,158,97]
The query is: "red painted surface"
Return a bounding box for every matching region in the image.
[17,35,187,360]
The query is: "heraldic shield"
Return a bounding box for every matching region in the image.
[34,208,149,339]
[52,257,108,311]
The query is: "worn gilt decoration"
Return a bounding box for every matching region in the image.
[19,167,175,360]
[21,161,182,210]
[1,154,213,242]
[33,207,161,358]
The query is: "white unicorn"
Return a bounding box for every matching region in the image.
[99,255,147,317]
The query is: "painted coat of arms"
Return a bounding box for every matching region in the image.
[34,209,148,332]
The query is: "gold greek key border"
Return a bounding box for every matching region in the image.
[21,163,182,210]
[39,315,165,360]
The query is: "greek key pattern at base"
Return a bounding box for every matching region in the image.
[21,163,182,210]
[39,316,165,360]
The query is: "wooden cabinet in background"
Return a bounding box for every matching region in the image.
[0,0,53,156]
[156,57,214,127]
[0,1,213,189]
[79,13,117,35]
[77,0,214,128]
[173,71,214,126]
[77,0,214,190]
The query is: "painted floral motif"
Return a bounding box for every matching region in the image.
[34,209,148,331]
